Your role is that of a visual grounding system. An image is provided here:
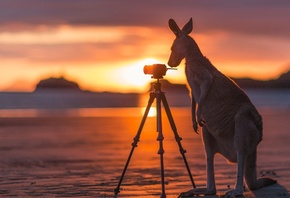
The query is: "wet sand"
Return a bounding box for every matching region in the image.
[0,107,289,197]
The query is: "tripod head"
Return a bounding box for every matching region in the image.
[152,78,162,92]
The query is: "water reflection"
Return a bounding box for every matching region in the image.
[0,107,191,118]
[140,106,156,117]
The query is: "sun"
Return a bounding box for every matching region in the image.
[116,58,162,92]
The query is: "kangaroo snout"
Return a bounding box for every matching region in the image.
[167,61,177,67]
[167,56,181,67]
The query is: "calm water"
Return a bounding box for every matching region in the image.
[0,89,289,117]
[244,89,290,109]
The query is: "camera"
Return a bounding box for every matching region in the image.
[143,64,167,79]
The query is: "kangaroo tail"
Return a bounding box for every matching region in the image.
[245,149,277,190]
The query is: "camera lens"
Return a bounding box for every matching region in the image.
[143,65,153,75]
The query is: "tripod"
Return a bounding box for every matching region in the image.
[114,78,195,198]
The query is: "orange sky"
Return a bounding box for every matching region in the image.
[1,1,290,93]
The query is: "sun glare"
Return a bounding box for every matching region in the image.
[115,58,162,92]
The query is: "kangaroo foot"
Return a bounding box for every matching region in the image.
[179,188,216,197]
[224,188,244,197]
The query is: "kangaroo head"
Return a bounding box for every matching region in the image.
[167,18,193,67]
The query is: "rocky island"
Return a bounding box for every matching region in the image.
[34,77,82,92]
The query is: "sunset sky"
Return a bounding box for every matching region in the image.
[1,0,290,93]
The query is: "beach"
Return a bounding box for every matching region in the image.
[0,107,289,197]
[0,90,289,197]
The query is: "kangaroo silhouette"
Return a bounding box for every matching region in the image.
[168,18,276,197]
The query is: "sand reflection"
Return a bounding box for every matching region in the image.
[0,107,288,197]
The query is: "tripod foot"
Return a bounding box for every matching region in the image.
[114,188,120,197]
[160,192,166,198]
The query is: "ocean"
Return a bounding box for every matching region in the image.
[0,89,289,116]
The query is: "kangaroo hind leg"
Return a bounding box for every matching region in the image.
[225,109,260,197]
[179,127,217,197]
[245,149,277,190]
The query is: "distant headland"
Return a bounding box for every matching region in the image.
[159,70,290,91]
[34,77,82,92]
[232,70,290,89]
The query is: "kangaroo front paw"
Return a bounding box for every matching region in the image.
[198,119,205,127]
[224,188,244,197]
[196,107,205,127]
[179,188,216,197]
[192,120,199,133]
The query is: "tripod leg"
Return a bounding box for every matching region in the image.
[114,93,155,196]
[160,93,196,189]
[156,91,166,198]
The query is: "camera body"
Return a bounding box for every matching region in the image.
[143,64,167,79]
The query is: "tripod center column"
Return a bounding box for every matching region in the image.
[155,87,166,198]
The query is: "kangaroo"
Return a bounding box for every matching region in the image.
[167,18,276,197]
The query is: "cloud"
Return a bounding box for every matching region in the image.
[0,26,171,65]
[1,0,290,38]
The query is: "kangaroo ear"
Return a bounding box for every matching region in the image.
[169,19,181,37]
[181,18,193,35]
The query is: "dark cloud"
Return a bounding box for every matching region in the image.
[1,0,290,38]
